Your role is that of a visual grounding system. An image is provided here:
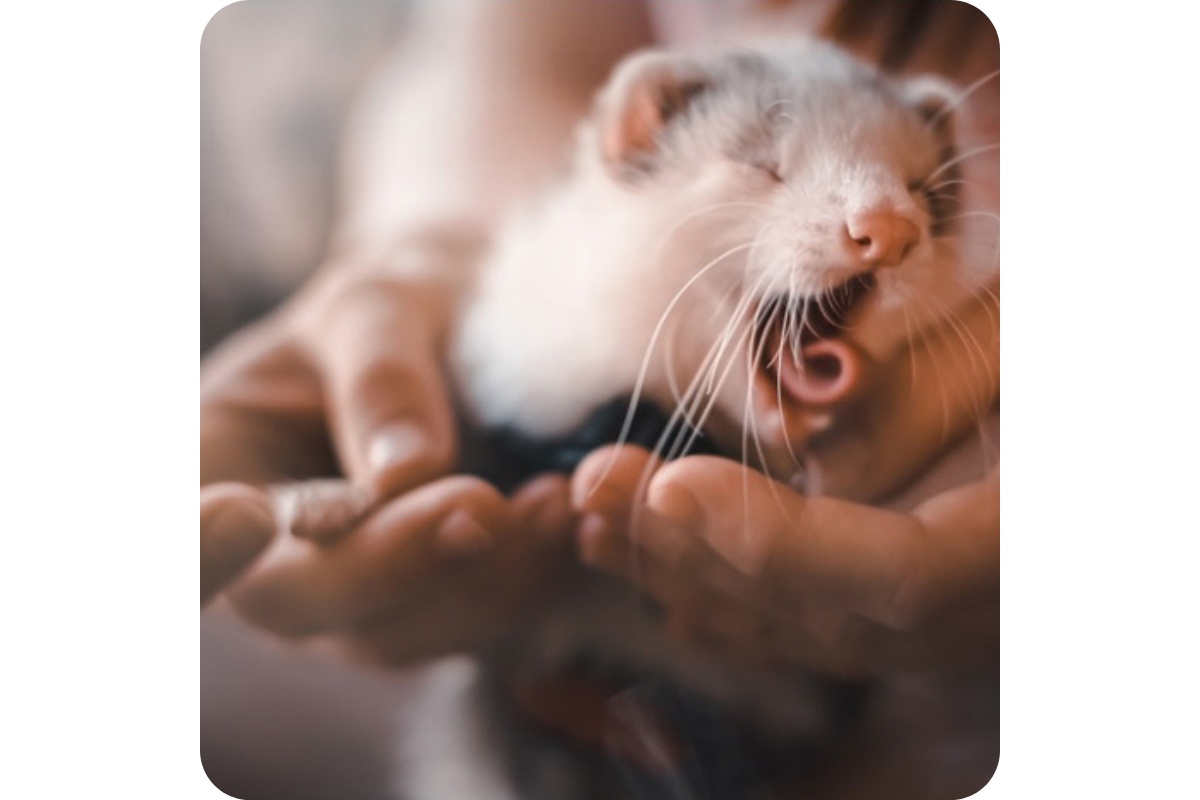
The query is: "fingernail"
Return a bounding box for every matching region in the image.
[367,422,428,476]
[650,484,704,533]
[578,514,610,564]
[275,479,375,543]
[209,499,276,555]
[436,510,494,558]
[570,475,593,510]
[202,498,275,604]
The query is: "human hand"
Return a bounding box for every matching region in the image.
[201,248,467,497]
[200,483,275,606]
[572,445,998,679]
[226,473,575,665]
[202,247,575,664]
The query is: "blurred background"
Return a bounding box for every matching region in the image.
[202,3,411,798]
[201,0,404,354]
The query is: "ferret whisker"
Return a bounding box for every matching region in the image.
[818,286,853,334]
[649,201,780,267]
[740,338,754,534]
[898,294,921,399]
[710,273,777,482]
[667,282,750,434]
[913,290,998,422]
[922,143,1000,187]
[593,240,759,495]
[924,178,977,193]
[626,334,742,571]
[774,324,805,474]
[679,315,755,460]
[429,40,999,798]
[703,231,775,395]
[675,309,757,459]
[900,288,954,441]
[923,68,1000,130]
[640,278,764,481]
[670,302,749,451]
[909,291,992,426]
[742,300,793,538]
[947,273,1000,332]
[931,234,1000,254]
[670,282,742,420]
[784,268,801,364]
[662,320,687,425]
[939,210,1000,226]
[703,300,749,400]
[648,247,777,485]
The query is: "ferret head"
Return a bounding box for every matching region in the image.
[577,41,985,471]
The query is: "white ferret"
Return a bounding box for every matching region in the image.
[401,39,998,800]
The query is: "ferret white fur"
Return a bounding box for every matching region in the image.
[453,39,993,464]
[402,39,998,800]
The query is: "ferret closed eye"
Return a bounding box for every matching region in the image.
[397,38,998,800]
[453,39,990,495]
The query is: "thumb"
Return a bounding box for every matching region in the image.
[200,483,276,606]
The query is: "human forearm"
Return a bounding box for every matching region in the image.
[332,0,656,263]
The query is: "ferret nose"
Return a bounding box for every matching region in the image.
[845,211,920,268]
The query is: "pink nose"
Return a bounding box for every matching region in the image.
[845,211,920,268]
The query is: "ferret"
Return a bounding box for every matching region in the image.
[399,39,998,800]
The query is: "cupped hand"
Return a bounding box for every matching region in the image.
[201,248,576,665]
[229,472,575,666]
[571,445,998,679]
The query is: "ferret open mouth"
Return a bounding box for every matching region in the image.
[755,273,874,406]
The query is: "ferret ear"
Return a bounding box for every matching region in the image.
[598,51,710,175]
[902,75,959,141]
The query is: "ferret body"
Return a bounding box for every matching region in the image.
[400,39,998,800]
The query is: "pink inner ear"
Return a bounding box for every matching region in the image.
[603,86,664,165]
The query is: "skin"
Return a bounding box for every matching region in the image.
[200,483,274,607]
[565,0,1001,676]
[572,442,998,680]
[201,2,999,792]
[199,2,656,662]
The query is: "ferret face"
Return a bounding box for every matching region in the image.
[454,41,996,488]
[585,41,988,470]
